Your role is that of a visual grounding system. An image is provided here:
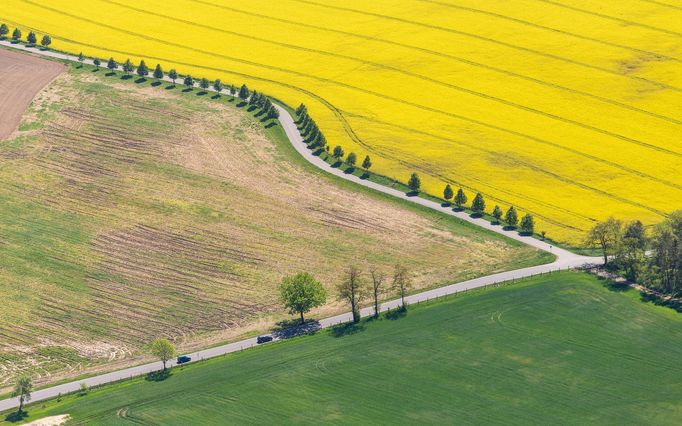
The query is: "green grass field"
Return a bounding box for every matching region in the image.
[7,272,680,425]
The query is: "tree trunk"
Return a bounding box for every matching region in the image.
[18,396,23,414]
[374,294,379,318]
[163,360,167,371]
[300,310,305,325]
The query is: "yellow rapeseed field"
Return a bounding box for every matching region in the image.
[2,0,681,244]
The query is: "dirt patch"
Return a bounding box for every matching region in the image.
[0,49,65,140]
[24,414,70,426]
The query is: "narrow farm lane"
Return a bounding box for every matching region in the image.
[0,41,602,412]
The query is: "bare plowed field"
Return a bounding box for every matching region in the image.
[0,48,64,139]
[0,62,548,390]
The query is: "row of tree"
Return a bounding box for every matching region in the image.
[410,174,536,234]
[279,264,413,325]
[587,211,682,296]
[93,56,280,121]
[295,104,373,175]
[0,24,52,48]
[293,105,537,236]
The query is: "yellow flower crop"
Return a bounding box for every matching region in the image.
[3,0,681,244]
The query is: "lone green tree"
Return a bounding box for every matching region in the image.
[505,206,518,228]
[107,57,117,72]
[492,205,503,224]
[40,35,52,48]
[168,68,178,84]
[26,31,37,45]
[361,155,372,175]
[443,184,454,205]
[332,145,345,162]
[471,193,486,216]
[408,173,421,193]
[520,213,535,235]
[153,63,164,79]
[136,60,149,77]
[279,272,327,324]
[345,152,357,169]
[183,75,194,89]
[370,268,386,318]
[78,52,85,65]
[586,217,622,266]
[93,57,101,67]
[238,84,250,100]
[213,79,223,93]
[392,264,412,310]
[199,77,210,90]
[454,188,467,209]
[12,375,32,415]
[12,28,21,41]
[337,265,365,323]
[0,24,9,39]
[150,338,176,371]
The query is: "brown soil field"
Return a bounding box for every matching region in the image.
[0,49,65,140]
[0,57,550,391]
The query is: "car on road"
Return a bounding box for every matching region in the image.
[256,335,273,344]
[176,355,192,364]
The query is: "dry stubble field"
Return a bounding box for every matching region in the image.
[2,0,681,244]
[0,52,548,390]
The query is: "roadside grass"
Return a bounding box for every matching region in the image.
[4,271,681,425]
[0,58,551,391]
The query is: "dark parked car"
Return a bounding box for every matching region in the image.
[177,355,192,364]
[256,335,273,344]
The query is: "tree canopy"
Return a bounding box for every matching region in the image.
[408,173,421,193]
[279,273,327,324]
[505,206,518,228]
[454,188,467,208]
[471,193,486,215]
[150,338,176,371]
[238,84,250,100]
[520,214,535,234]
[136,60,149,77]
[40,34,52,47]
[362,155,372,172]
[153,64,164,79]
[12,375,32,414]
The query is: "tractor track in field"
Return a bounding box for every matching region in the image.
[0,37,655,236]
[288,0,682,90]
[98,0,682,152]
[184,0,682,127]
[8,2,681,227]
[17,0,682,163]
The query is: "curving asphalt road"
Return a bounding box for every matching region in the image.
[0,41,602,412]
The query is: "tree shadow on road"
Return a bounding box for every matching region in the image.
[272,319,321,340]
